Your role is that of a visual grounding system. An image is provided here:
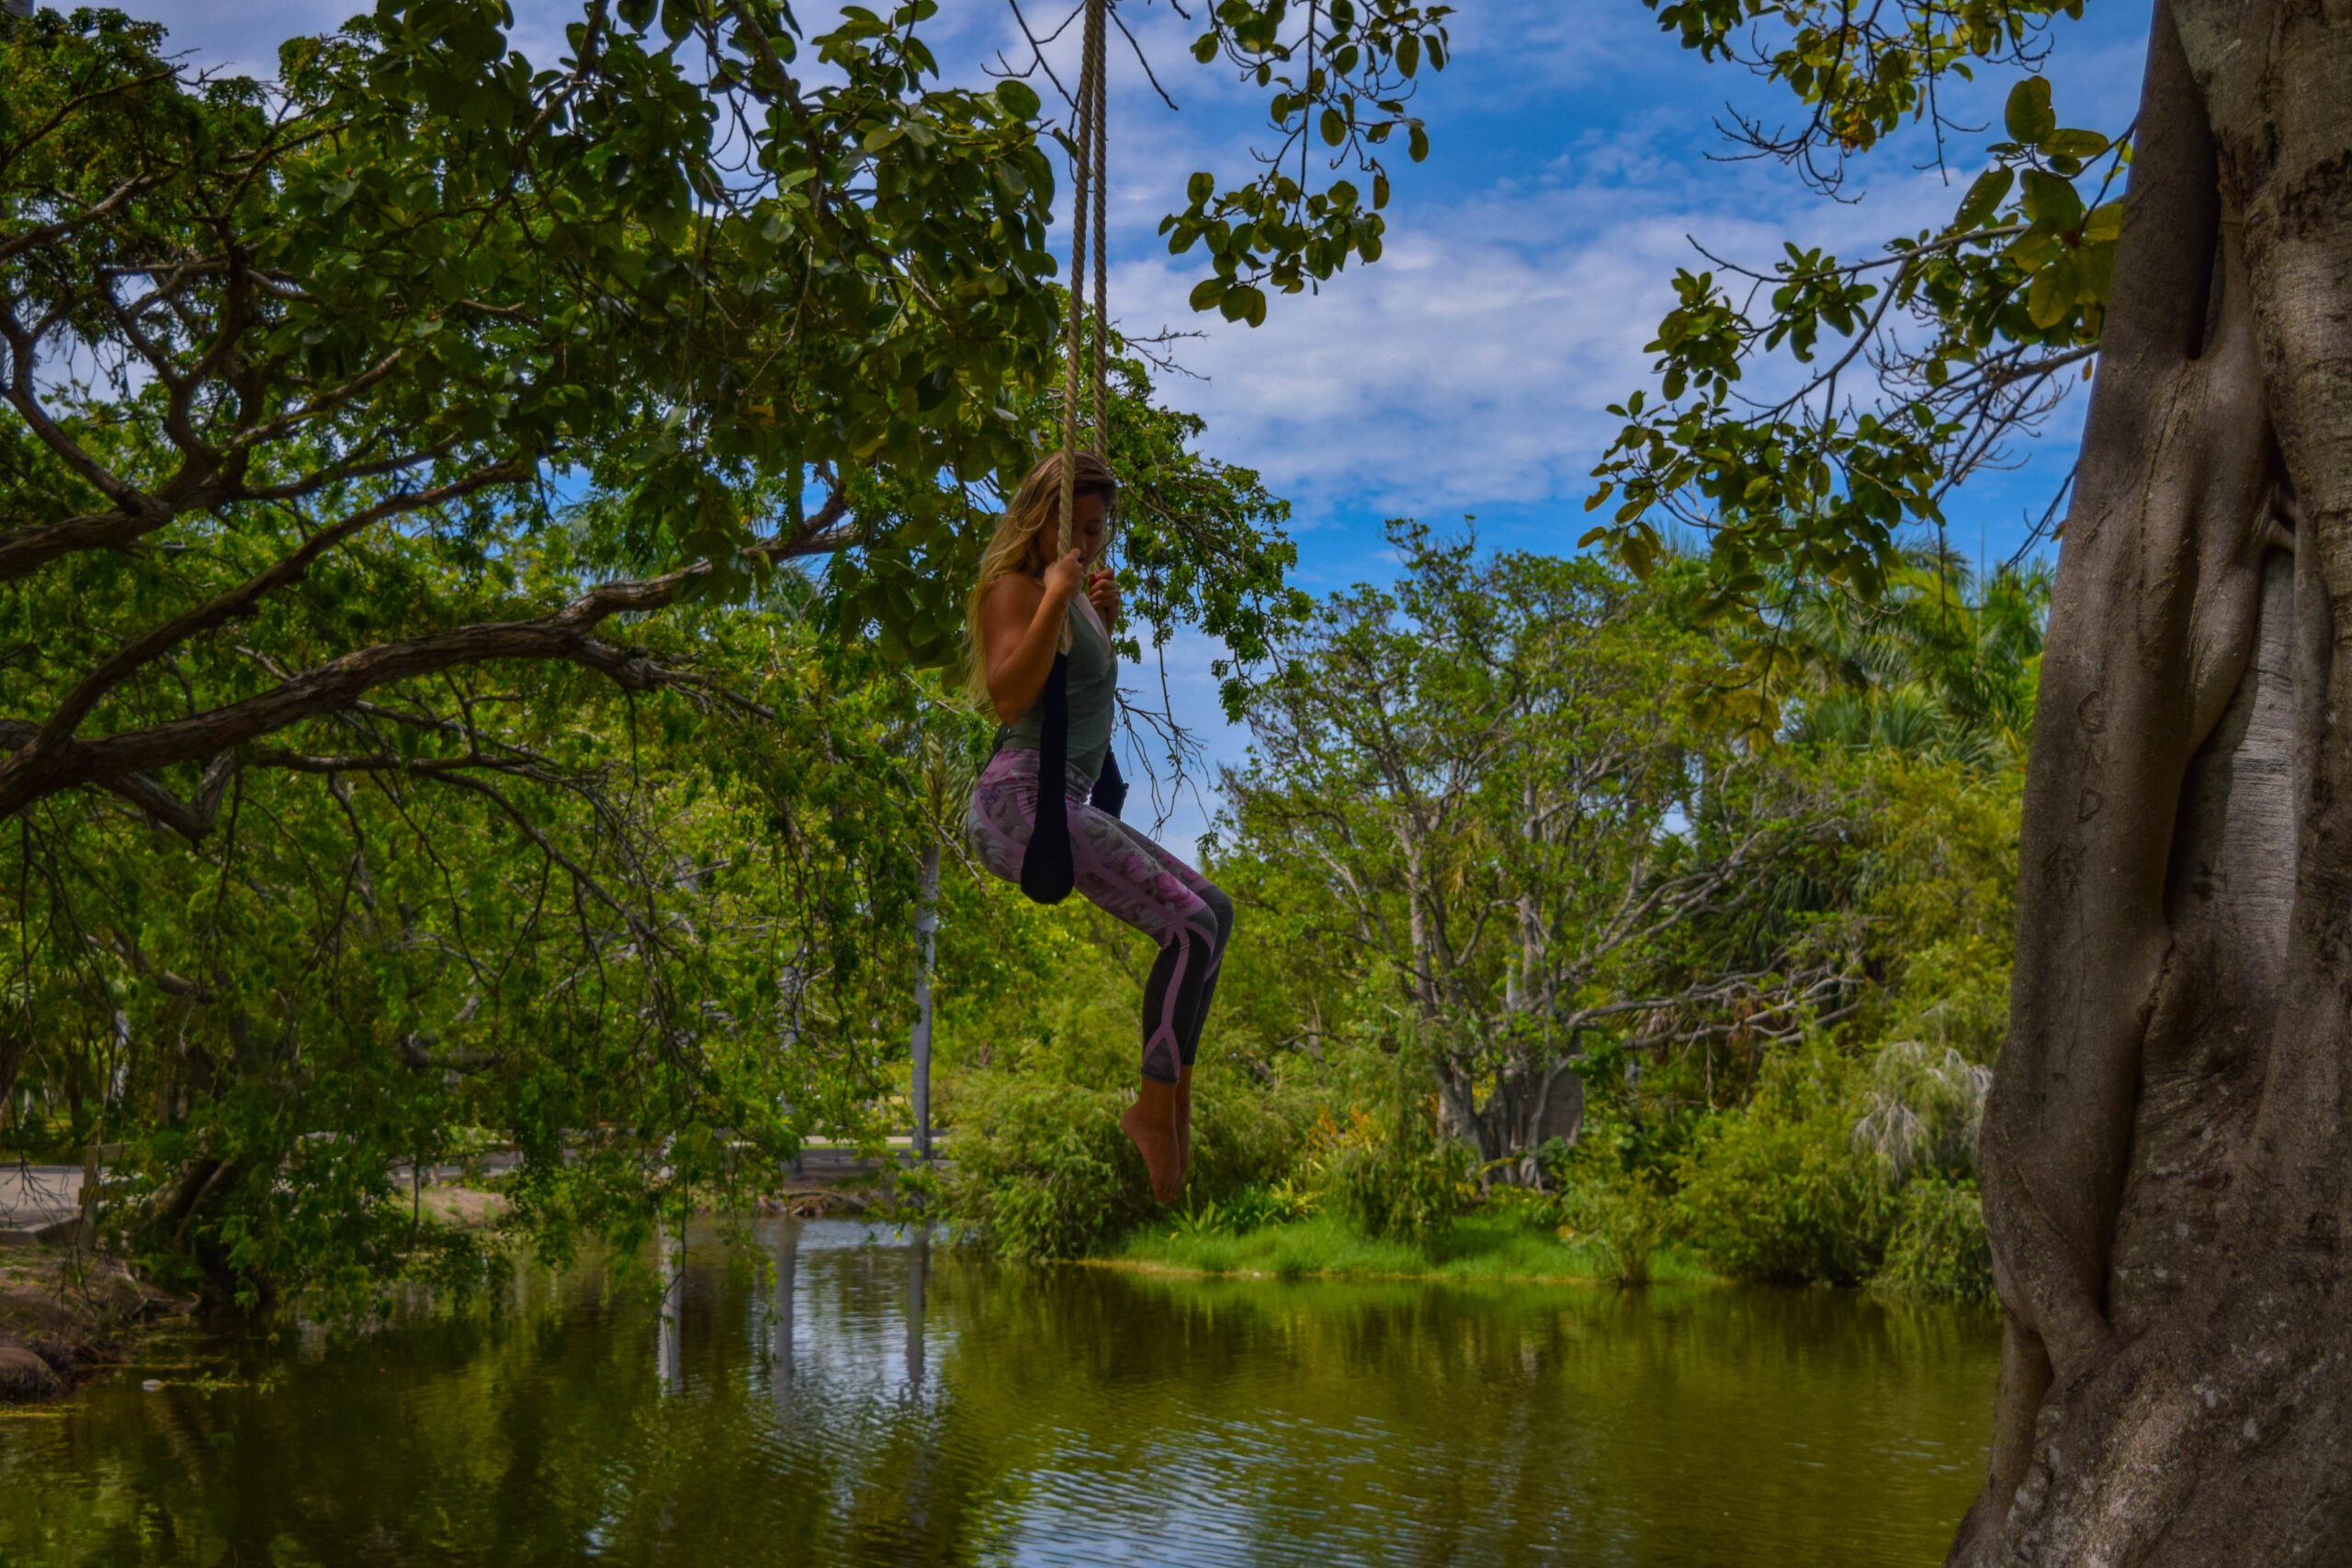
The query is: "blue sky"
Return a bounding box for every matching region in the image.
[149,0,2154,853]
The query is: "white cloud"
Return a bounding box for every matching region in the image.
[1437,0,1683,100]
[1110,140,1977,529]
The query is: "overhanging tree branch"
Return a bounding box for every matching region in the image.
[0,497,860,825]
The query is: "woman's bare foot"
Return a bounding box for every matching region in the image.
[1121,1077,1184,1203]
[1174,1063,1193,1179]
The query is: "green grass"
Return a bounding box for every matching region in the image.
[1112,1211,1719,1285]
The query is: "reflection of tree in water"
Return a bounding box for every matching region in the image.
[0,1224,1996,1566]
[933,1267,1997,1566]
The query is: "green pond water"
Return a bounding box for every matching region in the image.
[0,1219,1998,1566]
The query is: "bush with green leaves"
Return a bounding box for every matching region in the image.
[1875,1175,1995,1302]
[1676,1042,1894,1286]
[1559,1167,1674,1287]
[1324,1078,1477,1245]
[942,1059,1311,1258]
[1329,1137,1475,1245]
[943,1074,1146,1260]
[1190,1082,1317,1206]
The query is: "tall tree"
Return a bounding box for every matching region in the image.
[1590,0,2352,1556]
[1224,524,1834,1171]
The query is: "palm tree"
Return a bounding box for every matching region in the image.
[1780,551,2052,768]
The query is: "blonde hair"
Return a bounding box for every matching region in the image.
[959,451,1119,710]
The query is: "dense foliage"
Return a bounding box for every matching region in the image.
[0,0,1450,1307]
[941,542,2041,1300]
[4,0,2064,1314]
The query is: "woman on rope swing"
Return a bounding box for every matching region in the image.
[961,452,1234,1203]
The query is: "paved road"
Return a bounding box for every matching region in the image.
[0,1162,82,1243]
[0,1138,941,1246]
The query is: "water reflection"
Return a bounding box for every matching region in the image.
[906,1224,929,1397]
[0,1219,1997,1566]
[772,1218,797,1412]
[656,1221,683,1396]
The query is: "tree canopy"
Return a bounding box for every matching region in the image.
[0,0,1454,1303]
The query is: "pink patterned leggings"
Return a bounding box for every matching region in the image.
[967,747,1234,1082]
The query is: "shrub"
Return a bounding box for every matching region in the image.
[1559,1167,1672,1286]
[944,1062,1312,1258]
[1850,1040,1991,1182]
[1330,1134,1476,1243]
[944,1074,1147,1258]
[1319,1081,1478,1245]
[1169,1180,1318,1239]
[1677,1042,1894,1285]
[1873,1174,1994,1301]
[1186,1074,1316,1202]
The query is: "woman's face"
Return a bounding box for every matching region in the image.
[1070,491,1110,562]
[1038,491,1111,567]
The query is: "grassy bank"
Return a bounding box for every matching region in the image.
[1108,1212,1719,1286]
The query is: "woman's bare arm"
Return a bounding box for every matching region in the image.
[980,570,1077,723]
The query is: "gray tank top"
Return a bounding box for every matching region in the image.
[998,592,1116,781]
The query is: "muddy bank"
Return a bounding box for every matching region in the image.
[0,1249,184,1404]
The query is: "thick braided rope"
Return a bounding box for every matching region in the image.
[1056,0,1105,560]
[1088,1,1109,464]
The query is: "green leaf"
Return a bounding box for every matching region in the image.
[2026,252,2079,328]
[1189,276,1229,311]
[1953,166,2013,231]
[2003,77,2054,145]
[2020,168,2084,231]
[994,80,1041,119]
[2007,229,2062,270]
[2074,239,2117,305]
[2044,128,2109,160]
[1321,107,1347,146]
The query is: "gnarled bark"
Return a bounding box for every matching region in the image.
[1952,1,2352,1562]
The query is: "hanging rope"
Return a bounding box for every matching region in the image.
[1057,0,1112,562]
[1088,3,1109,463]
[1021,0,1123,907]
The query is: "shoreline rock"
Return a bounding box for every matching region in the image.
[0,1248,186,1406]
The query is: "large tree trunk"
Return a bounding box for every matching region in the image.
[1951,1,2352,1562]
[1449,1057,1586,1179]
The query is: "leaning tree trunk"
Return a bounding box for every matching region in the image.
[1951,1,2352,1562]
